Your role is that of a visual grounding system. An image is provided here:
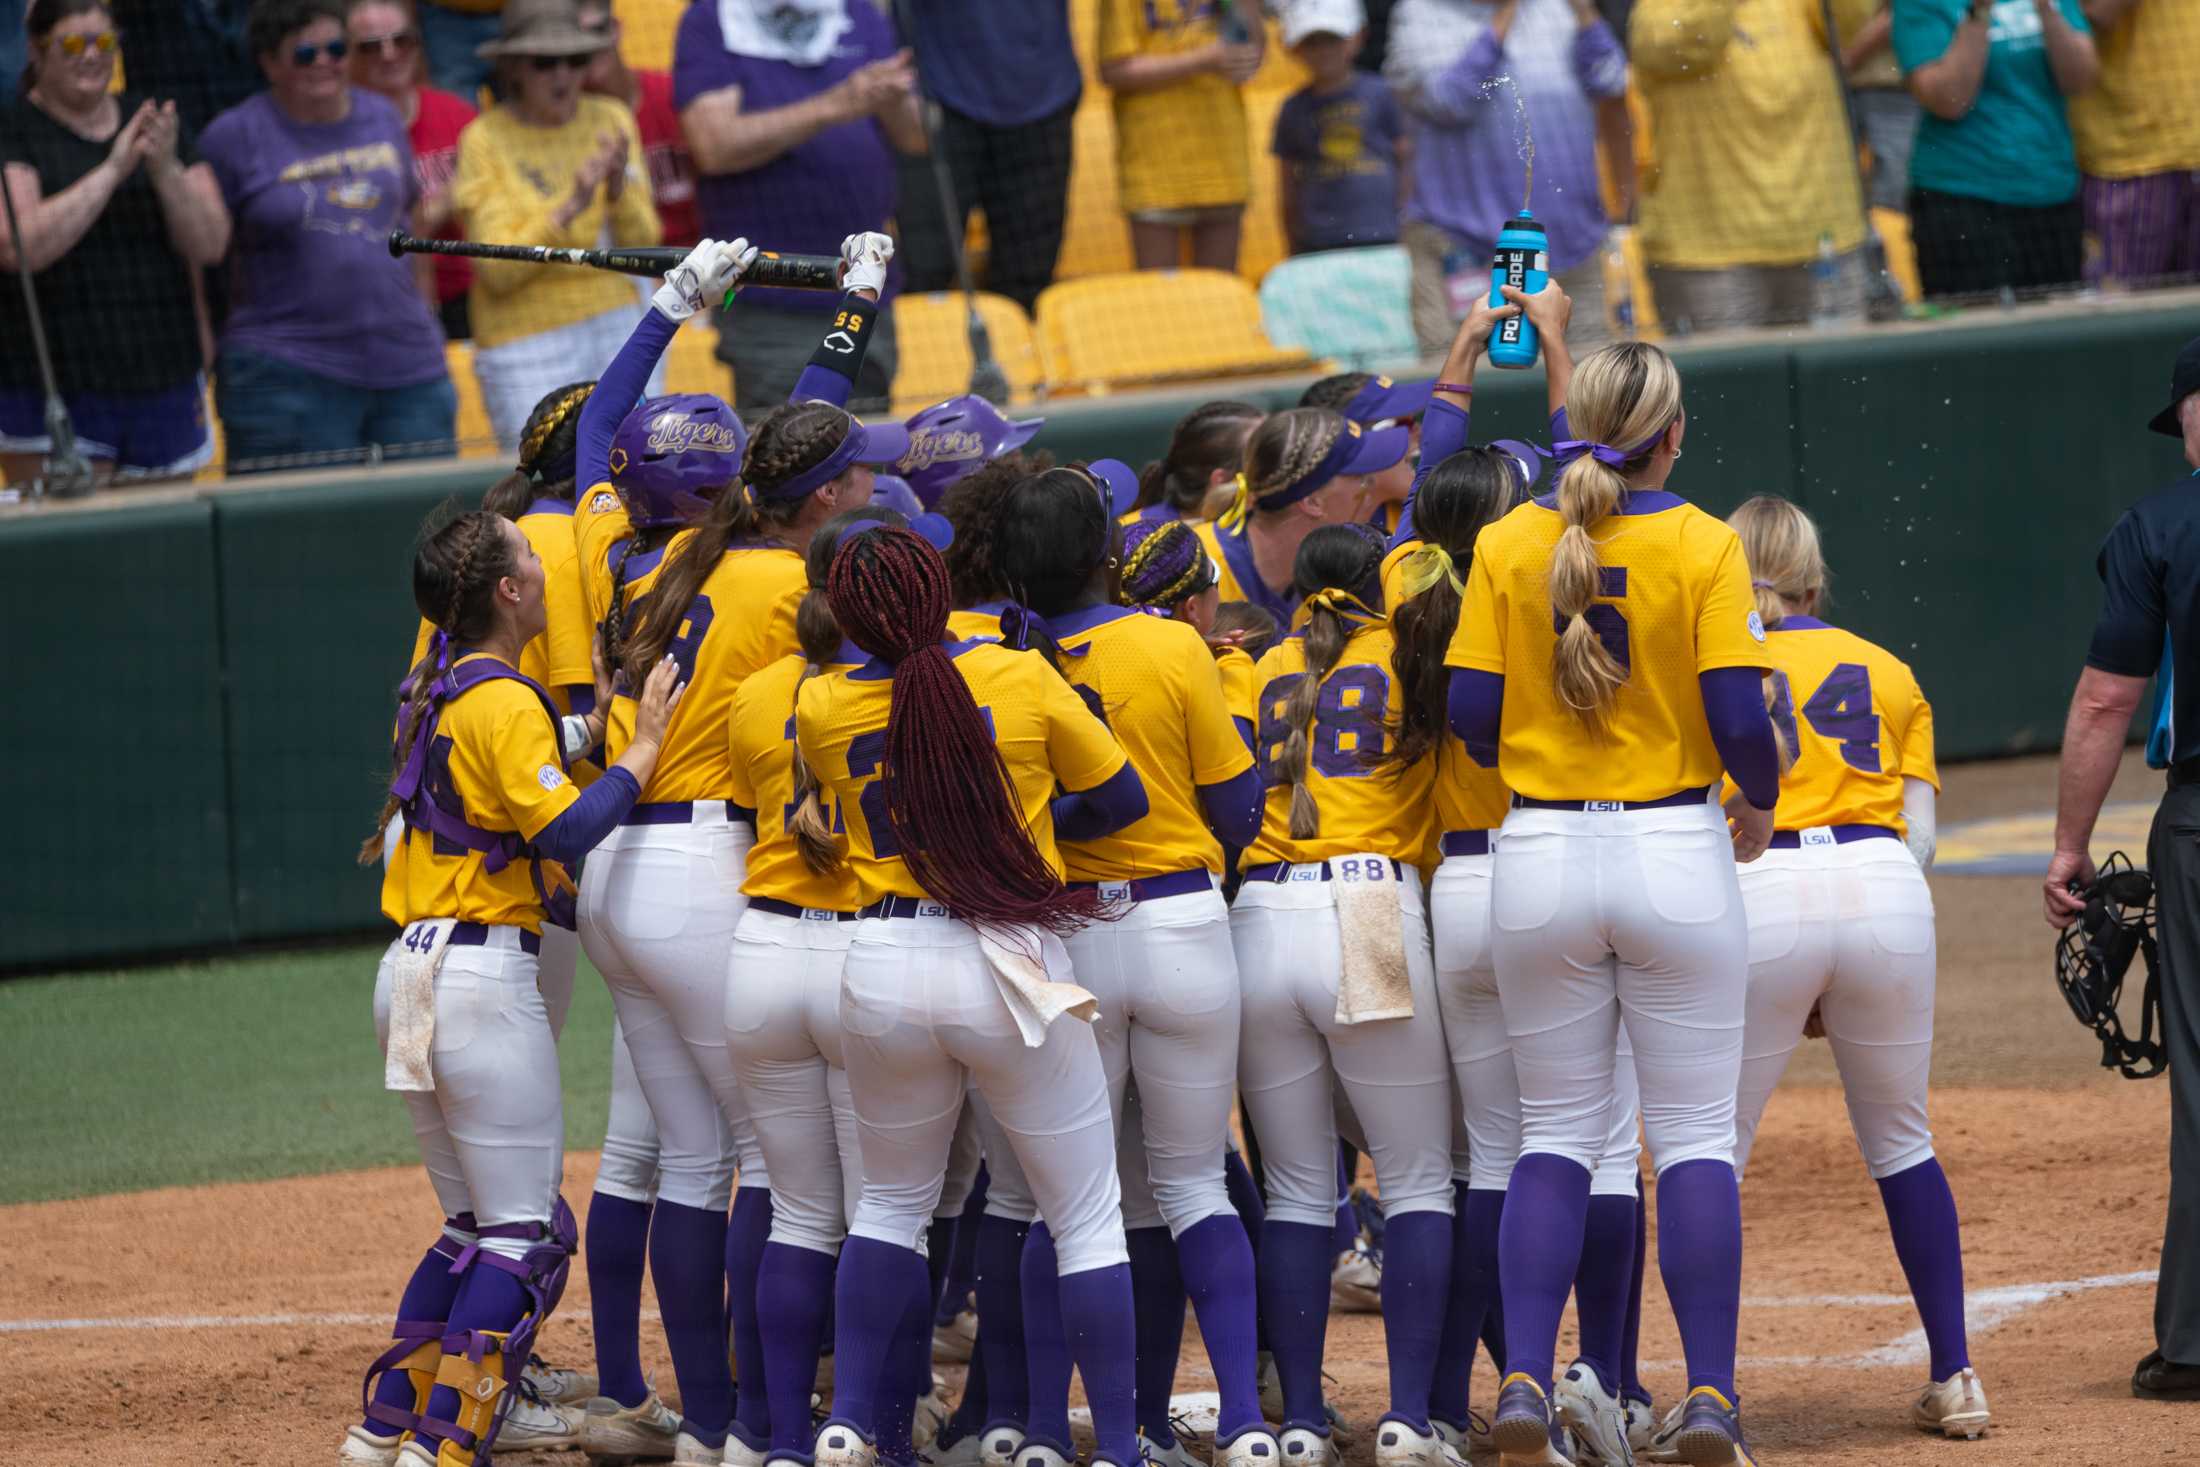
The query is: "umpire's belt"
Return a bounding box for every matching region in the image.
[1240,857,1405,883]
[1511,784,1715,813]
[1066,868,1213,903]
[1766,824,1897,850]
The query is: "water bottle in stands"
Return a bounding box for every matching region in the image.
[1488,212,1549,369]
[1809,231,1840,330]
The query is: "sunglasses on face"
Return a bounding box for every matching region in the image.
[53,31,119,58]
[529,53,593,71]
[292,38,350,65]
[352,30,418,58]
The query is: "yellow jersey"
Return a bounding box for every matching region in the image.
[380,654,580,932]
[1215,646,1257,733]
[1193,517,1299,628]
[1097,0,1252,214]
[947,602,1009,644]
[1051,606,1253,879]
[1446,493,1768,802]
[576,483,683,763]
[409,499,594,714]
[796,640,1128,906]
[1378,536,1420,617]
[1740,615,1937,832]
[728,650,865,912]
[1247,619,1432,866]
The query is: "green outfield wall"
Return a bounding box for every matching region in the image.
[5,303,2194,969]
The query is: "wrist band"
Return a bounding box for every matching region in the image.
[1433,381,1475,395]
[805,293,880,385]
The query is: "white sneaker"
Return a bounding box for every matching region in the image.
[1329,1248,1383,1313]
[337,1425,401,1466]
[1374,1418,1465,1467]
[672,1430,727,1466]
[1215,1428,1282,1467]
[818,1422,879,1467]
[583,1391,683,1464]
[980,1425,1027,1467]
[1553,1364,1633,1466]
[1143,1432,1207,1467]
[1277,1427,1336,1467]
[394,1446,436,1467]
[1621,1400,1653,1458]
[499,1393,587,1452]
[526,1358,600,1405]
[934,1308,980,1364]
[1912,1369,1990,1440]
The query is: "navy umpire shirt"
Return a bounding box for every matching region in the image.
[2089,470,2200,768]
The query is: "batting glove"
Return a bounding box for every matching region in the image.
[654,236,758,321]
[839,231,895,298]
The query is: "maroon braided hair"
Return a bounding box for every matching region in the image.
[825,527,1101,939]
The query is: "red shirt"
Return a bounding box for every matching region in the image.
[633,70,700,248]
[409,86,477,306]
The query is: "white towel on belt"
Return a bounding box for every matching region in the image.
[385,919,458,1092]
[1333,857,1412,1025]
[980,926,1098,1047]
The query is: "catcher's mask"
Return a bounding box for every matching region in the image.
[2055,851,2167,1080]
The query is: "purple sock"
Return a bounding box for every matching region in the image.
[1020,1222,1076,1447]
[975,1215,1031,1430]
[1877,1158,1970,1382]
[1571,1195,1638,1395]
[1482,1277,1507,1376]
[651,1198,733,1446]
[940,1168,989,1326]
[585,1194,653,1410]
[1333,1147,1359,1257]
[1621,1179,1648,1403]
[1655,1158,1742,1400]
[727,1187,774,1449]
[1223,1152,1269,1355]
[1431,1184,1502,1427]
[364,1229,467,1434]
[416,1261,527,1453]
[1379,1210,1451,1429]
[878,1280,932,1467]
[1497,1153,1593,1392]
[928,1213,961,1326]
[759,1242,836,1453]
[832,1237,930,1442]
[1178,1213,1262,1440]
[1257,1219,1334,1427]
[944,1315,991,1439]
[1059,1262,1141,1466]
[1128,1226,1187,1441]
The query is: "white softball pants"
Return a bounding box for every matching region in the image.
[1231,859,1456,1227]
[578,814,767,1211]
[373,927,561,1257]
[726,906,864,1255]
[1733,839,1938,1179]
[1491,802,1747,1176]
[973,1086,1038,1222]
[1069,882,1242,1238]
[839,911,1129,1275]
[595,1013,663,1203]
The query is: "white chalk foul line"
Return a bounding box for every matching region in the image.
[0,1305,654,1334]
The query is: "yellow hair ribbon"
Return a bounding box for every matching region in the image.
[1396,542,1463,601]
[1217,471,1252,532]
[1304,586,1383,625]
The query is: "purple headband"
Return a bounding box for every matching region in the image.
[762,413,912,501]
[1266,420,1400,513]
[1120,519,1212,607]
[1553,422,1672,468]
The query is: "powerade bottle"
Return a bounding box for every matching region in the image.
[1488,212,1549,369]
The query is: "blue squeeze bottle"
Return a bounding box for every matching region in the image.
[1487,212,1549,369]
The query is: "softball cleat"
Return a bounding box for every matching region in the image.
[498,1393,587,1453]
[1430,1414,1492,1459]
[1142,1431,1207,1467]
[1621,1397,1655,1457]
[979,1425,1027,1467]
[1214,1427,1282,1467]
[1016,1438,1076,1467]
[922,1428,992,1467]
[934,1307,979,1364]
[525,1355,600,1405]
[1668,1388,1757,1467]
[1911,1369,1990,1440]
[1490,1376,1572,1465]
[817,1419,879,1467]
[1375,1416,1468,1467]
[1277,1424,1337,1467]
[336,1424,400,1466]
[1553,1362,1634,1466]
[581,1390,682,1464]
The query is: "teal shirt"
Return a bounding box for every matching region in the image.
[1893,0,2090,207]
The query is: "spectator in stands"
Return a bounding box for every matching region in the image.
[109,1,261,135]
[674,0,924,408]
[2070,0,2200,289]
[1099,0,1264,272]
[347,0,478,337]
[453,0,659,449]
[201,0,455,472]
[577,0,700,247]
[1841,2,1918,218]
[1896,0,2097,298]
[1388,0,1630,354]
[1629,0,1871,331]
[1273,0,1409,257]
[1,0,232,488]
[416,0,500,99]
[895,0,1080,312]
[1,21,26,110]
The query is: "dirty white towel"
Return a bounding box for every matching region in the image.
[384,918,459,1091]
[717,0,850,65]
[1333,859,1412,1024]
[980,926,1098,1047]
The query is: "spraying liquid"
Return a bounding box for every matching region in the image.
[1479,75,1537,212]
[1473,78,1545,367]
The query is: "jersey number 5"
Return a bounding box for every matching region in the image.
[1551,568,1630,676]
[1766,663,1880,772]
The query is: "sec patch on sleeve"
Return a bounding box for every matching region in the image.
[537,764,568,791]
[589,492,619,514]
[1747,610,1767,643]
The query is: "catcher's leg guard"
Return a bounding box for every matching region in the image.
[420,1198,580,1465]
[360,1214,479,1441]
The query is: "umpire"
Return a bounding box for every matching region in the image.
[2048,334,2200,1402]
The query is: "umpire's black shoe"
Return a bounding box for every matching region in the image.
[2133,1351,2200,1400]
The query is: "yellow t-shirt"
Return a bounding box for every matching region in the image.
[728,651,865,912]
[1099,0,1252,213]
[1246,619,1433,866]
[409,500,593,712]
[1445,493,1768,802]
[2068,0,2200,179]
[1731,616,1938,831]
[796,641,1128,906]
[451,96,662,349]
[1052,607,1253,879]
[380,654,579,932]
[1630,0,1872,267]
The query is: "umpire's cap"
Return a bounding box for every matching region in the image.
[2149,335,2200,437]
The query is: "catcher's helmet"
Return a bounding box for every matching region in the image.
[2054,851,2167,1079]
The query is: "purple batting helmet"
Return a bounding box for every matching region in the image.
[895,395,1046,506]
[608,394,747,528]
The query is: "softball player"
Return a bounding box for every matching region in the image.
[1443,283,1781,1467]
[1194,408,1408,629]
[1299,373,1434,537]
[1125,400,1265,526]
[797,527,1149,1467]
[1719,496,1983,1441]
[347,507,682,1467]
[894,395,1046,509]
[1234,521,1459,1467]
[993,468,1274,1467]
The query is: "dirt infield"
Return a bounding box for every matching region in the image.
[2,753,2187,1466]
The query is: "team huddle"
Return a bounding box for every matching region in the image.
[345,236,1978,1467]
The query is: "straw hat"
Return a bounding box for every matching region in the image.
[475,0,615,59]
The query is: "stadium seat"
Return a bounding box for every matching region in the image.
[1036,269,1312,393]
[1056,99,1136,281]
[447,341,498,458]
[1258,245,1415,369]
[890,292,1044,414]
[1871,206,1923,304]
[613,0,684,72]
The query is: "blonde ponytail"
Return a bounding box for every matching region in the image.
[789,588,846,875]
[1725,494,1827,633]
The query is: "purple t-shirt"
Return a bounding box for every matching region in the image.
[199,89,447,388]
[1272,75,1405,253]
[672,0,901,314]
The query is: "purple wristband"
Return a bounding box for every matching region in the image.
[1433,382,1475,396]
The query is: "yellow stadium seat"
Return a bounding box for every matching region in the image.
[890,292,1044,414]
[613,0,685,73]
[1871,207,1922,304]
[1036,269,1312,393]
[1056,99,1136,281]
[662,317,729,397]
[448,341,498,457]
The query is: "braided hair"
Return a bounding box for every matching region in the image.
[357,509,518,864]
[1279,523,1387,840]
[825,528,1102,939]
[1134,400,1263,516]
[482,381,596,521]
[938,450,1053,607]
[1242,408,1350,519]
[1298,372,1375,414]
[1118,519,1213,611]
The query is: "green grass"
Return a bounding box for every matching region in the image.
[0,942,617,1205]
